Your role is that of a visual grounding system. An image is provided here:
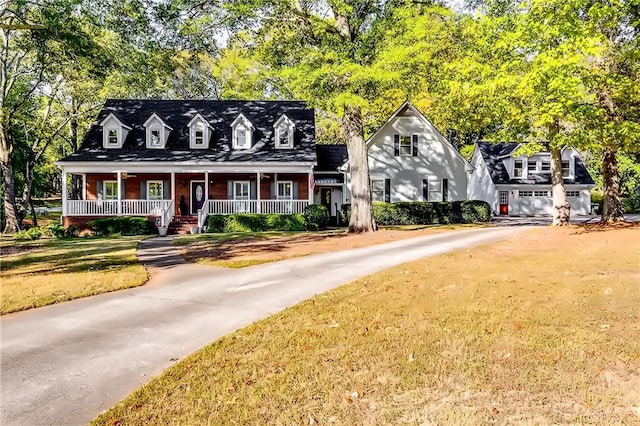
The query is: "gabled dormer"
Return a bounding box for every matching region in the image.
[231,113,254,150]
[273,114,295,149]
[143,112,172,149]
[187,113,213,149]
[100,112,132,149]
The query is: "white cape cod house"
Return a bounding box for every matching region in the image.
[468,142,595,216]
[56,100,317,233]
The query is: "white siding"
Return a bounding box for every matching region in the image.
[367,114,468,202]
[467,147,499,213]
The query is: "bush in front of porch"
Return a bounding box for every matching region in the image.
[206,214,307,233]
[88,217,155,236]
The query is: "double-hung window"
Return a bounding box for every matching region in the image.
[104,181,118,200]
[541,160,551,173]
[428,179,442,202]
[277,181,293,200]
[194,129,205,146]
[399,136,412,156]
[514,160,524,178]
[147,181,163,200]
[527,161,537,175]
[562,160,570,177]
[236,126,248,149]
[107,129,119,146]
[150,129,161,146]
[371,180,385,202]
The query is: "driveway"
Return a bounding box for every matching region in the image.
[1,226,529,425]
[492,214,640,226]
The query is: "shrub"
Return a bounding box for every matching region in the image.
[14,226,48,241]
[206,214,306,233]
[48,222,76,239]
[88,217,153,236]
[303,204,329,231]
[342,200,491,226]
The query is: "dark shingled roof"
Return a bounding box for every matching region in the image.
[60,99,316,163]
[476,142,595,185]
[315,144,347,171]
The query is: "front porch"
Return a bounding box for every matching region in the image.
[61,169,314,231]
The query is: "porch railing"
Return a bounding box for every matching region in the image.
[160,200,174,228]
[197,198,210,230]
[65,199,173,217]
[205,199,309,216]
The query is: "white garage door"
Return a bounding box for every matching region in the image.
[516,190,552,215]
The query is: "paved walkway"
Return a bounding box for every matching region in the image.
[1,226,530,425]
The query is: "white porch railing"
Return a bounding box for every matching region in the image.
[65,199,173,218]
[205,199,309,216]
[160,200,174,228]
[197,198,210,229]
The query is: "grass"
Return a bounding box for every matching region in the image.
[91,224,640,425]
[176,225,476,268]
[0,236,148,314]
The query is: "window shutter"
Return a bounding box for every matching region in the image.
[140,180,147,199]
[270,181,276,199]
[163,180,170,199]
[423,179,428,201]
[384,179,391,203]
[97,181,104,199]
[120,181,125,199]
[227,181,233,200]
[293,181,299,199]
[250,180,257,200]
[412,135,418,156]
[442,179,448,202]
[393,135,400,157]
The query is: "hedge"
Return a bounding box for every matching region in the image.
[341,200,492,225]
[206,213,306,233]
[87,217,154,236]
[303,204,329,231]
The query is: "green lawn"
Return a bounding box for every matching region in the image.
[1,236,148,314]
[92,225,640,424]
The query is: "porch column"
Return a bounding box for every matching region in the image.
[82,173,87,200]
[274,173,278,199]
[308,168,314,205]
[170,171,176,214]
[62,170,68,216]
[117,171,122,215]
[256,172,261,213]
[204,171,209,200]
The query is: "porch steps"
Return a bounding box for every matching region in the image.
[168,215,199,235]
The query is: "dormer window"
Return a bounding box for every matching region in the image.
[100,112,131,149]
[231,113,254,150]
[107,129,119,146]
[143,112,172,149]
[514,160,524,178]
[274,114,295,149]
[187,112,212,149]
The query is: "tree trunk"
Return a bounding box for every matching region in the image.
[342,105,375,233]
[550,146,570,226]
[0,124,20,233]
[601,146,624,223]
[21,153,35,225]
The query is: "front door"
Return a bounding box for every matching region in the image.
[320,188,332,215]
[191,181,205,214]
[499,191,509,215]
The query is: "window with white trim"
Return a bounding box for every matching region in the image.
[541,160,551,173]
[519,190,533,197]
[566,190,580,197]
[371,180,385,202]
[399,136,412,156]
[514,160,524,178]
[236,126,249,149]
[147,181,163,200]
[233,181,250,200]
[534,190,550,197]
[104,181,118,200]
[107,129,119,146]
[562,160,570,177]
[277,181,293,200]
[149,128,162,147]
[428,179,442,202]
[527,161,537,174]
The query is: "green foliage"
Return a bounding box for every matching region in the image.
[303,204,330,231]
[342,201,491,226]
[87,217,153,236]
[205,214,306,233]
[14,226,43,241]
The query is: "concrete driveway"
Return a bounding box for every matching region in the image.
[1,226,529,425]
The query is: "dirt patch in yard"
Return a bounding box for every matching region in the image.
[95,225,640,425]
[179,225,484,267]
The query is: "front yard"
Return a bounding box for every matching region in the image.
[93,224,640,425]
[175,224,479,268]
[1,236,148,314]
